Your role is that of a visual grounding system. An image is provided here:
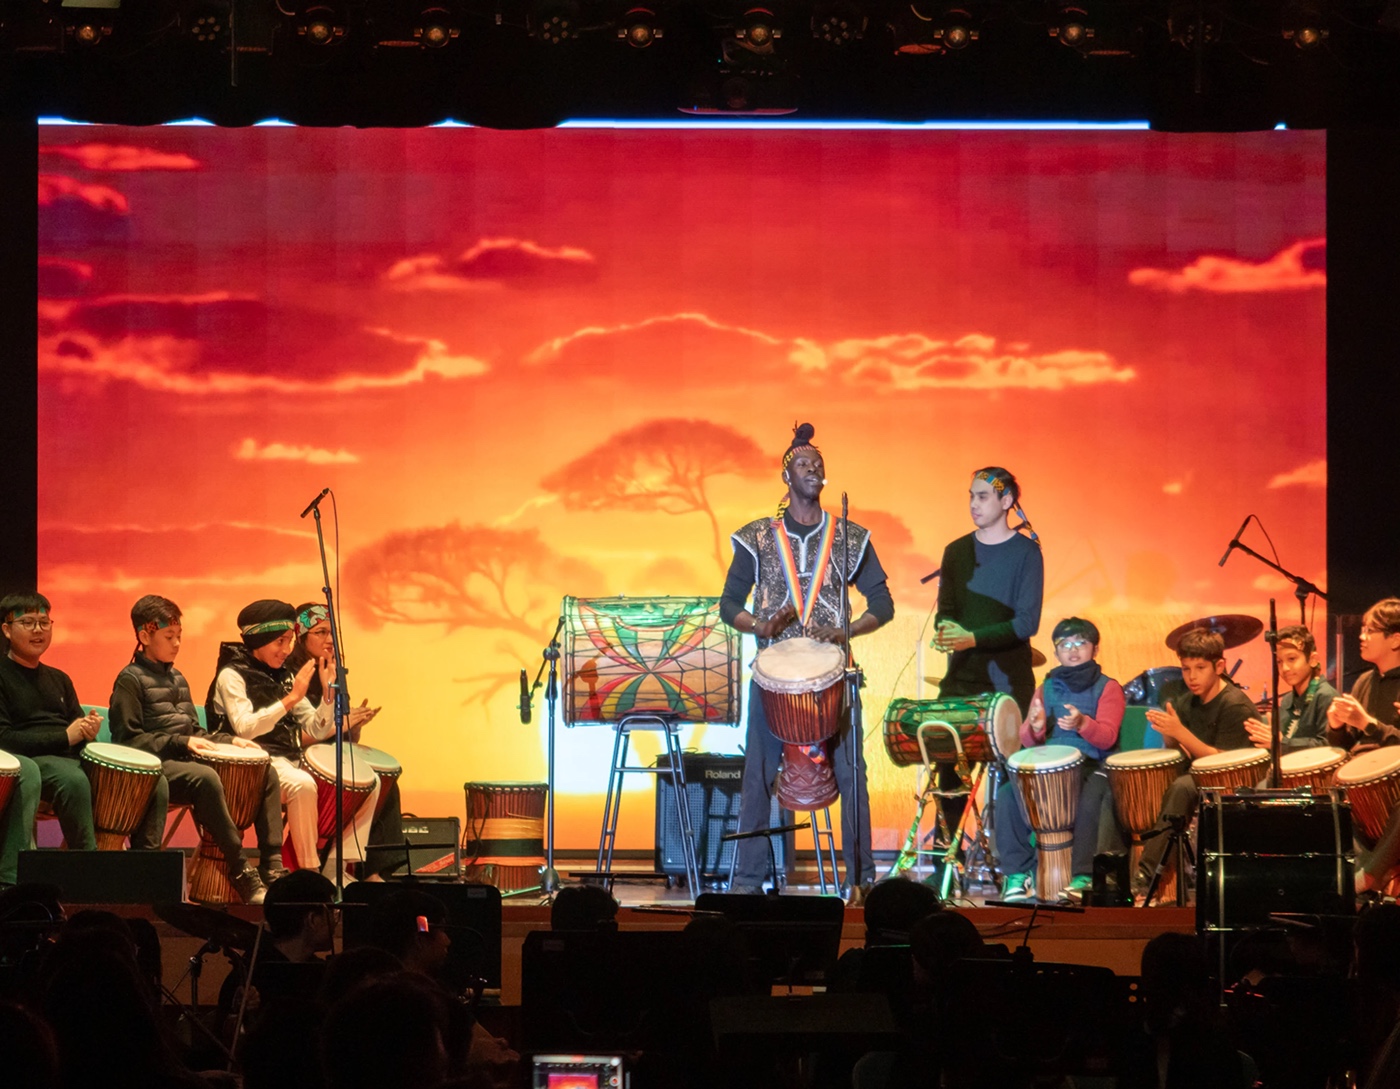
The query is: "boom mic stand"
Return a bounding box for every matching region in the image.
[840,492,867,904]
[512,614,565,899]
[1265,599,1283,788]
[300,487,350,900]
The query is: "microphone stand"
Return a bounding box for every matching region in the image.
[510,614,566,899]
[1225,537,1328,627]
[1265,599,1283,788]
[302,488,350,900]
[840,492,866,903]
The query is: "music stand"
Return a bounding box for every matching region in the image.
[694,891,846,988]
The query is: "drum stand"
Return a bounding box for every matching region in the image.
[1140,815,1193,907]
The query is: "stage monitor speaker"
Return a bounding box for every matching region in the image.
[655,752,790,882]
[378,814,461,880]
[340,880,502,989]
[18,848,185,904]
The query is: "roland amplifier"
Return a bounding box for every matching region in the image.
[381,815,461,880]
[655,752,790,883]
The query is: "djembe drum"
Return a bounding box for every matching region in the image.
[187,743,271,904]
[1191,748,1271,793]
[1105,748,1186,902]
[1278,746,1350,794]
[81,742,162,850]
[1336,748,1400,843]
[752,637,846,813]
[883,693,1022,768]
[0,750,21,822]
[347,743,402,821]
[462,782,548,891]
[1006,745,1084,901]
[286,743,378,871]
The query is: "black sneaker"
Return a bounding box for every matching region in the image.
[230,864,267,906]
[259,864,290,887]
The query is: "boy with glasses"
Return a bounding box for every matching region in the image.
[0,592,112,851]
[994,617,1124,902]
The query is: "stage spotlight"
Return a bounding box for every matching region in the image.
[184,3,229,44]
[530,0,580,43]
[1049,4,1093,48]
[60,0,118,46]
[618,6,661,47]
[296,3,348,46]
[1282,1,1328,49]
[931,5,978,49]
[811,2,866,45]
[736,7,781,49]
[417,6,460,47]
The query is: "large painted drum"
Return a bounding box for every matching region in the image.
[0,750,21,821]
[1191,748,1271,793]
[882,693,1022,768]
[347,743,402,821]
[1006,745,1084,901]
[187,743,270,904]
[752,637,846,745]
[462,781,549,892]
[1278,746,1350,794]
[81,742,162,850]
[1105,748,1186,902]
[289,742,377,871]
[1335,747,1400,842]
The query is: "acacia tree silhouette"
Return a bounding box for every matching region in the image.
[540,417,769,574]
[343,522,601,637]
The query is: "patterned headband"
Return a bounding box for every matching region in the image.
[296,605,330,636]
[240,619,294,637]
[972,470,1007,494]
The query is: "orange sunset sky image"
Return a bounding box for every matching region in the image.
[35,125,1325,850]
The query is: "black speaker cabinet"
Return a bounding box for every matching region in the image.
[341,880,502,989]
[654,752,790,882]
[379,815,461,880]
[1197,792,1355,932]
[18,848,185,904]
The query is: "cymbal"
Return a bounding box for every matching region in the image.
[922,675,943,686]
[1030,646,1048,668]
[154,901,260,950]
[1165,614,1264,653]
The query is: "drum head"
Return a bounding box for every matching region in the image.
[351,743,402,775]
[0,750,20,773]
[1105,748,1184,770]
[199,742,268,763]
[1278,746,1348,774]
[82,741,161,772]
[988,694,1022,761]
[752,637,846,694]
[1007,744,1082,773]
[1335,746,1400,786]
[302,743,377,788]
[1192,747,1268,773]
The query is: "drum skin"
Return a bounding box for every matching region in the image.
[1336,748,1400,842]
[1278,746,1350,795]
[753,638,846,745]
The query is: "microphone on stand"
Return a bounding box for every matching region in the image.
[518,669,532,725]
[300,487,330,519]
[919,568,942,585]
[1218,514,1252,567]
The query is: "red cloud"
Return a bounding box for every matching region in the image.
[38,257,93,297]
[385,237,597,291]
[1268,459,1326,489]
[234,438,361,466]
[38,293,488,394]
[527,313,1134,393]
[41,143,201,172]
[1128,239,1326,293]
[38,174,129,214]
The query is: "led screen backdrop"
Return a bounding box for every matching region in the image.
[36,125,1325,851]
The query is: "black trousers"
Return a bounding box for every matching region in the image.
[133,757,284,870]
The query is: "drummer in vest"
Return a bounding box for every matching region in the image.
[1136,628,1256,895]
[285,602,396,879]
[719,422,895,897]
[108,595,284,904]
[1243,624,1336,754]
[0,591,109,853]
[205,599,379,882]
[1325,598,1400,895]
[994,617,1124,902]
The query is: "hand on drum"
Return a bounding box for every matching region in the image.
[1244,716,1273,748]
[806,624,846,645]
[932,620,975,653]
[1327,693,1371,732]
[187,736,217,757]
[229,736,261,751]
[755,605,797,641]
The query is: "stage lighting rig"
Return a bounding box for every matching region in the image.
[811,1,867,45]
[1167,0,1220,49]
[530,0,582,43]
[1048,4,1092,48]
[1282,1,1329,48]
[735,6,781,51]
[293,2,350,46]
[618,6,661,47]
[60,0,119,47]
[185,3,228,44]
[373,4,461,48]
[930,4,978,49]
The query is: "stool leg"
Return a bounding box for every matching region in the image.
[667,729,701,893]
[810,813,827,895]
[597,725,629,875]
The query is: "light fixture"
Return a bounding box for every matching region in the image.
[1049,4,1093,48]
[1167,0,1219,49]
[417,5,459,47]
[932,5,978,50]
[296,3,348,46]
[185,3,229,44]
[736,7,781,49]
[811,2,866,45]
[618,6,661,47]
[61,0,118,46]
[531,0,581,44]
[1282,1,1328,49]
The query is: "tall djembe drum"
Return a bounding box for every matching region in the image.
[81,742,162,850]
[1006,745,1084,901]
[1105,748,1186,903]
[187,743,271,903]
